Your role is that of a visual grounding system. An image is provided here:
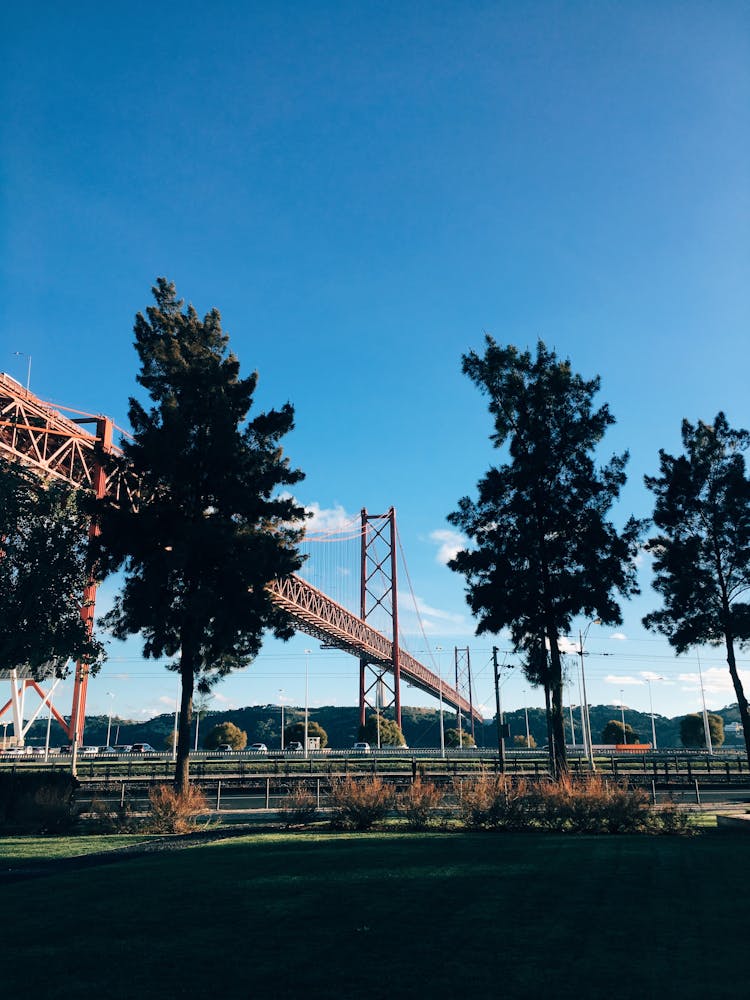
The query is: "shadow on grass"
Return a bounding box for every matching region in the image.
[3,830,748,999]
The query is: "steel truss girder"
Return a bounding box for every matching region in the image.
[270,574,479,719]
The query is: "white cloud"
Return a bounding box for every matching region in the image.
[677,666,750,697]
[604,674,645,687]
[640,671,673,684]
[414,597,465,624]
[429,529,466,565]
[303,502,356,534]
[610,632,627,641]
[158,695,176,706]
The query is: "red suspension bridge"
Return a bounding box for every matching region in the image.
[0,372,480,745]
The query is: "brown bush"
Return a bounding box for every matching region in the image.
[456,775,534,830]
[534,775,653,833]
[147,783,208,834]
[328,776,393,831]
[396,779,445,829]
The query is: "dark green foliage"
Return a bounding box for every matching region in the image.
[448,339,643,773]
[679,712,725,749]
[644,413,750,765]
[284,719,328,748]
[0,771,79,833]
[93,280,307,790]
[360,714,406,747]
[0,458,105,678]
[601,720,641,744]
[203,721,247,750]
[444,726,476,748]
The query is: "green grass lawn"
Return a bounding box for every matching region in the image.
[3,830,747,999]
[0,834,150,861]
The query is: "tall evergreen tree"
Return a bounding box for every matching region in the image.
[448,339,643,775]
[0,458,105,680]
[94,279,307,792]
[644,413,750,767]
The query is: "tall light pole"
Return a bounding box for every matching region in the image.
[105,691,115,748]
[304,649,311,759]
[697,656,713,755]
[12,351,32,392]
[577,619,601,768]
[645,676,665,749]
[436,646,445,757]
[279,689,285,750]
[524,692,531,748]
[492,647,506,772]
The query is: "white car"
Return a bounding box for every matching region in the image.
[248,743,268,753]
[352,742,371,752]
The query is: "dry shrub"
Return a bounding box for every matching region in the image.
[0,772,78,833]
[397,779,444,829]
[535,775,652,833]
[87,797,140,833]
[147,783,208,834]
[654,800,696,836]
[456,775,533,830]
[328,776,393,831]
[278,785,319,828]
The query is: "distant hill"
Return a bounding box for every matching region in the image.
[19,702,747,750]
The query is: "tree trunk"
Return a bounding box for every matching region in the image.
[174,652,195,795]
[724,633,750,771]
[546,626,568,778]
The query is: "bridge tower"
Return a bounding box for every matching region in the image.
[454,646,475,743]
[359,508,401,730]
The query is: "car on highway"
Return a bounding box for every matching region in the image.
[114,744,132,753]
[248,743,268,753]
[98,746,118,754]
[351,742,371,752]
[130,743,156,753]
[285,741,304,752]
[79,745,99,756]
[215,744,233,752]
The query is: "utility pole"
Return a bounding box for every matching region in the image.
[492,647,506,773]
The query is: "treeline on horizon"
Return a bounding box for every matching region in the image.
[23,702,746,752]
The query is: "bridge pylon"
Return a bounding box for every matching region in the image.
[359,507,401,731]
[454,646,475,743]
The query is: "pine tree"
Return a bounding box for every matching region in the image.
[448,339,643,775]
[94,279,307,792]
[644,413,750,767]
[0,458,104,677]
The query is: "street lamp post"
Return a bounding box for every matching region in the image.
[279,690,285,750]
[304,649,311,760]
[492,647,506,772]
[697,656,713,755]
[524,694,531,749]
[577,619,601,769]
[436,646,445,757]
[645,676,665,749]
[106,691,115,748]
[12,351,32,392]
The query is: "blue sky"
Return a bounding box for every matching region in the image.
[2,2,749,729]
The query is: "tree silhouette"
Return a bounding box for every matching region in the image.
[449,339,643,775]
[94,280,307,792]
[645,413,750,767]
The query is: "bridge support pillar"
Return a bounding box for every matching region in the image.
[359,508,401,731]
